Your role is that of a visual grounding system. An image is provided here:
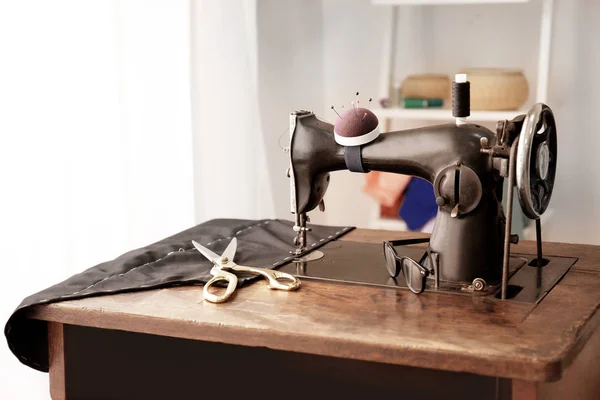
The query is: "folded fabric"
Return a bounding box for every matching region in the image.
[399,178,438,231]
[363,171,412,208]
[5,218,353,373]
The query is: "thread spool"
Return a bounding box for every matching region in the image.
[452,73,470,126]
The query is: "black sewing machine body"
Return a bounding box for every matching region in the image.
[287,103,558,296]
[289,111,505,286]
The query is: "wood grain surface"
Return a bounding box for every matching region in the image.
[27,229,600,382]
[48,322,65,400]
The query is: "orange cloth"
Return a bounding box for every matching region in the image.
[363,172,412,218]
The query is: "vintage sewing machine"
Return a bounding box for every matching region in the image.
[286,77,565,300]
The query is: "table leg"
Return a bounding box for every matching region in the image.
[48,322,65,400]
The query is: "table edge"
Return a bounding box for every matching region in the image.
[27,302,568,382]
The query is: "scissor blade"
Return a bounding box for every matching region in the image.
[192,240,220,263]
[221,238,237,262]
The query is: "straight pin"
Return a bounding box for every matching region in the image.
[330,105,341,118]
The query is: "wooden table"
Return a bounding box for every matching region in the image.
[27,229,600,399]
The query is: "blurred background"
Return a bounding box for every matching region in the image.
[1,0,599,397]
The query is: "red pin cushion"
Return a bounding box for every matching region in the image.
[334,107,380,146]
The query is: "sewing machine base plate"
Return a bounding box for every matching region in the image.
[279,240,577,303]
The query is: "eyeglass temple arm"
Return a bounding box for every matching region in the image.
[387,237,430,247]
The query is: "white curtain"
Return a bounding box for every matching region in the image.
[0,1,196,398]
[0,1,277,396]
[191,0,275,222]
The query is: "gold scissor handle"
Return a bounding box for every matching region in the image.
[232,265,301,291]
[203,266,238,303]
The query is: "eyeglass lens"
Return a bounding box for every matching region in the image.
[401,259,426,294]
[383,243,400,278]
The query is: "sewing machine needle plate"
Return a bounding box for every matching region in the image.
[293,250,324,263]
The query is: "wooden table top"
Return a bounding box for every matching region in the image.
[28,229,600,382]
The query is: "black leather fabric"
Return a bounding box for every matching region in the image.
[4,218,353,372]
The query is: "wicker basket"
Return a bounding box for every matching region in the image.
[400,74,451,100]
[461,68,529,111]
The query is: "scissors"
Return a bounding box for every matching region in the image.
[192,238,301,303]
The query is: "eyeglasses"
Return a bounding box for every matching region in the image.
[383,238,431,294]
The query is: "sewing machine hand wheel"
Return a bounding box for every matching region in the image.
[516,103,557,219]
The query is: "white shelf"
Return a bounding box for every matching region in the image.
[372,107,526,122]
[372,0,530,5]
